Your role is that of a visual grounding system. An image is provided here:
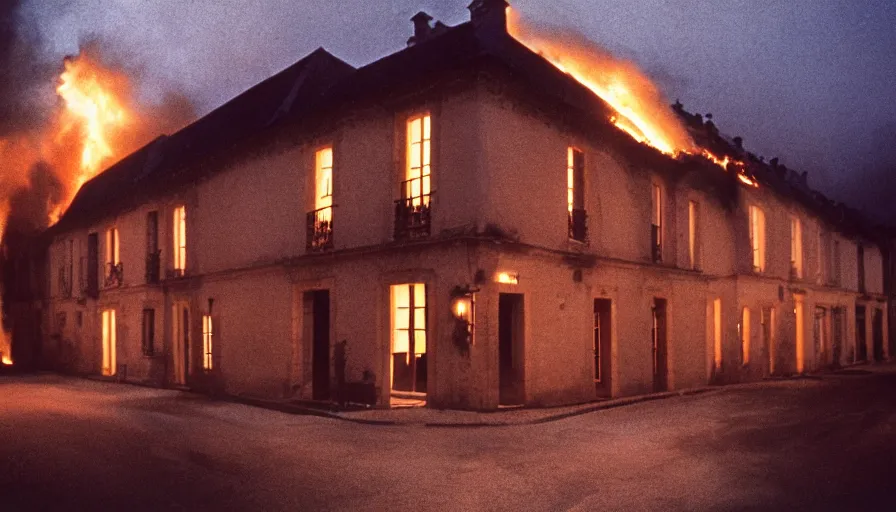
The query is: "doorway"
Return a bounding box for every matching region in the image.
[101,309,116,376]
[652,298,668,392]
[761,307,775,376]
[832,308,844,368]
[594,299,612,397]
[390,284,427,394]
[304,290,331,401]
[499,293,525,406]
[872,308,884,362]
[856,305,867,362]
[814,307,829,370]
[172,302,189,386]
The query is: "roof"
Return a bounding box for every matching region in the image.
[49,16,887,244]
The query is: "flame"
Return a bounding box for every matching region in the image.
[50,53,132,222]
[507,8,759,189]
[507,9,695,156]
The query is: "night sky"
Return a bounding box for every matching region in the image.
[16,0,896,216]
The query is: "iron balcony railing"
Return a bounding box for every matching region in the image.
[104,262,124,288]
[394,179,432,240]
[306,206,334,252]
[146,250,161,284]
[568,208,587,242]
[651,224,663,263]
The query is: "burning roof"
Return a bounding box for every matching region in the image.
[45,3,889,245]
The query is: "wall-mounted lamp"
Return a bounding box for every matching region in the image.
[450,285,478,354]
[496,272,519,285]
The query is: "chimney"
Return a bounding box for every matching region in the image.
[408,12,434,47]
[468,0,509,33]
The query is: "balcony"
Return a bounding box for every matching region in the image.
[146,251,161,284]
[104,263,124,288]
[568,208,587,242]
[306,206,334,252]
[394,179,432,240]
[651,224,663,263]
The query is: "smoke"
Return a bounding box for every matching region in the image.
[1,3,197,365]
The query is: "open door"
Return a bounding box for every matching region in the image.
[499,293,525,406]
[305,290,331,401]
[856,305,867,362]
[652,298,668,392]
[873,308,884,362]
[594,299,612,397]
[172,302,189,386]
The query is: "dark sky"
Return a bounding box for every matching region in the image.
[18,0,896,210]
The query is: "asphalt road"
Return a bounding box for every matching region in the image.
[2,370,896,511]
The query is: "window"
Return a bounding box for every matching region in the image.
[104,227,122,286]
[142,309,155,356]
[790,217,803,278]
[307,147,334,251]
[567,147,586,241]
[688,201,700,270]
[146,211,160,284]
[833,239,842,286]
[741,307,751,365]
[857,245,866,293]
[816,227,825,283]
[202,314,214,371]
[391,283,427,393]
[713,298,722,371]
[101,309,116,376]
[395,115,432,239]
[749,205,766,272]
[173,206,186,274]
[651,183,663,262]
[87,233,99,298]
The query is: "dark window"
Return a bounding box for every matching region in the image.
[146,211,160,284]
[87,233,99,299]
[568,148,587,242]
[142,309,155,356]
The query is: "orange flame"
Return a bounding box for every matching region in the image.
[507,8,759,188]
[50,53,132,222]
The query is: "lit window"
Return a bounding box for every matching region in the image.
[105,228,120,267]
[688,201,699,270]
[791,217,803,278]
[202,315,213,371]
[315,147,333,212]
[741,307,751,365]
[567,147,586,241]
[391,283,427,393]
[713,298,722,370]
[749,205,766,272]
[651,183,663,262]
[173,206,186,272]
[101,309,116,376]
[406,115,432,208]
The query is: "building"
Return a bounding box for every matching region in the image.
[36,0,889,410]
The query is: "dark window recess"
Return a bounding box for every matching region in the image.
[569,148,587,242]
[87,233,99,299]
[651,224,663,263]
[394,179,432,240]
[146,211,160,284]
[306,207,334,252]
[858,245,866,294]
[142,309,155,356]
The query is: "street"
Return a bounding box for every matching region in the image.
[2,370,896,511]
